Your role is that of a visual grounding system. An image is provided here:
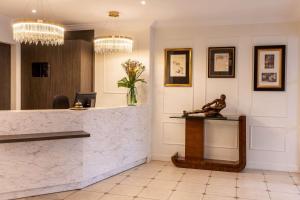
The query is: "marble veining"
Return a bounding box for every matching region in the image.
[0,106,150,200]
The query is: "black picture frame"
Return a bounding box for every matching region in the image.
[164,48,192,87]
[254,45,286,91]
[208,47,235,78]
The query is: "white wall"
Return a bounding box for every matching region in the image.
[0,14,21,110]
[0,15,13,44]
[151,22,300,171]
[94,25,151,107]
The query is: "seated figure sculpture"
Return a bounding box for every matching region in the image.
[183,94,226,118]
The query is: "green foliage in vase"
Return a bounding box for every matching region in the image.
[118,59,146,105]
[118,59,146,89]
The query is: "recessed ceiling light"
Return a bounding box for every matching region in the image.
[140,1,146,5]
[31,9,37,14]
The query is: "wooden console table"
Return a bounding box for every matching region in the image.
[171,115,246,172]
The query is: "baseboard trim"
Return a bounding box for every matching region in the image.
[246,162,299,172]
[151,154,172,162]
[80,158,147,188]
[151,154,299,172]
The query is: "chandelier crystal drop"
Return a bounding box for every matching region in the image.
[94,36,133,54]
[12,20,64,46]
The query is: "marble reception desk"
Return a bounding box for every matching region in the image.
[0,106,150,200]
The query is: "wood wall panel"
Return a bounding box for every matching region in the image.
[80,41,93,92]
[21,30,94,110]
[0,43,11,110]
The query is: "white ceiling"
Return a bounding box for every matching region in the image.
[0,0,300,27]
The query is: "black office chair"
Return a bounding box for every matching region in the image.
[52,95,70,109]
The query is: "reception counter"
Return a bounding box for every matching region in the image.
[0,106,150,200]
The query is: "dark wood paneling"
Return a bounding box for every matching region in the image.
[65,30,94,42]
[80,41,93,92]
[0,43,11,110]
[21,37,93,110]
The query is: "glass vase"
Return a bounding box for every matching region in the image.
[127,87,137,106]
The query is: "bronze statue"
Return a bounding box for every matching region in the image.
[183,94,226,117]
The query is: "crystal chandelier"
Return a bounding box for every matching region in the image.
[94,11,133,54]
[13,20,64,46]
[94,36,133,54]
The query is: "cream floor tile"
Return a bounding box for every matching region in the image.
[139,162,166,170]
[237,173,265,181]
[101,175,127,184]
[208,177,236,187]
[18,162,300,200]
[148,179,178,190]
[292,175,300,184]
[64,191,104,200]
[211,171,237,179]
[264,174,294,184]
[268,182,299,193]
[138,187,172,200]
[121,176,151,187]
[23,191,74,200]
[130,169,158,179]
[118,168,138,176]
[263,170,289,175]
[169,191,203,200]
[181,174,210,184]
[175,182,206,194]
[240,169,264,174]
[237,179,267,190]
[100,194,133,200]
[205,185,236,197]
[137,166,163,172]
[290,172,300,176]
[109,184,143,197]
[161,166,187,174]
[84,181,116,193]
[237,188,270,200]
[146,160,169,166]
[185,169,211,176]
[202,194,237,200]
[155,172,183,181]
[269,192,300,200]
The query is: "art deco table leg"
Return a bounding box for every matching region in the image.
[171,117,204,168]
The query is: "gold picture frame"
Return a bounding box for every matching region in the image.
[164,48,192,87]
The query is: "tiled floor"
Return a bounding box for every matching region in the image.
[20,161,300,200]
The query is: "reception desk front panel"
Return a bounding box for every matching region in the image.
[0,106,150,200]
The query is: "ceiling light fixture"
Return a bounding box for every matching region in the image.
[12,1,64,46]
[140,1,146,5]
[94,11,133,54]
[13,20,64,45]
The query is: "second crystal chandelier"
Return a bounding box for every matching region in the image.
[94,11,133,54]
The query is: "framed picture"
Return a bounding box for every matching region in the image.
[208,47,235,78]
[164,48,192,87]
[254,45,286,91]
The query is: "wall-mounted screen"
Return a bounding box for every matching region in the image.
[32,62,50,77]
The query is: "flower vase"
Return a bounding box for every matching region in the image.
[127,87,137,106]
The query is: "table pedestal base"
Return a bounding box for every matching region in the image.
[171,116,246,172]
[172,152,244,172]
